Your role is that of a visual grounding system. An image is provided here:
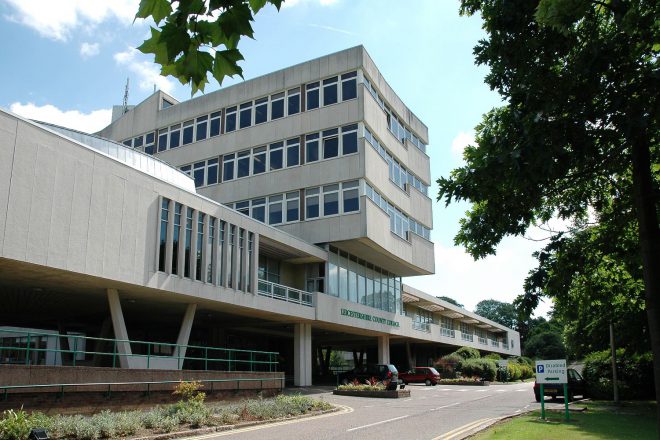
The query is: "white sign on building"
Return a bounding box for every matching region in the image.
[535,359,567,384]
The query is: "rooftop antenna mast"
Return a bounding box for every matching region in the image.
[122,78,130,114]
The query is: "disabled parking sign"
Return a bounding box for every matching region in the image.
[535,359,567,384]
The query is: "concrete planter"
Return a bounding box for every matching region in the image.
[333,389,411,398]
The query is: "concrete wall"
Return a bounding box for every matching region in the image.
[0,364,283,394]
[0,111,324,321]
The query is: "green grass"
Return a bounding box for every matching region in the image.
[473,401,658,440]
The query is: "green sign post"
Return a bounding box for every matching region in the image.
[535,359,570,422]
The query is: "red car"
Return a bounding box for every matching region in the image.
[399,367,441,386]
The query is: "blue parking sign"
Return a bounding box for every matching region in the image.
[537,365,544,373]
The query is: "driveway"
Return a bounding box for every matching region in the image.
[187,381,557,440]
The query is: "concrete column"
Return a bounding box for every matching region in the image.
[241,229,249,291]
[293,322,312,386]
[164,198,174,274]
[251,233,259,294]
[107,289,134,369]
[220,221,228,287]
[172,303,197,369]
[377,335,390,364]
[190,210,199,281]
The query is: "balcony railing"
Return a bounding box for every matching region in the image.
[412,321,431,333]
[0,329,278,371]
[478,337,488,345]
[461,333,474,342]
[490,339,499,347]
[502,343,509,350]
[441,327,455,338]
[257,279,313,307]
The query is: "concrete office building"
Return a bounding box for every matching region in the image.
[0,47,519,388]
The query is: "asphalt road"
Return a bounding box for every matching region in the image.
[186,381,564,440]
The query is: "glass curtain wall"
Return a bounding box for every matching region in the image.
[325,246,402,314]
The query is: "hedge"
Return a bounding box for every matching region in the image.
[459,358,497,381]
[582,349,654,400]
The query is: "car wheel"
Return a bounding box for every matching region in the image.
[425,379,432,386]
[567,392,574,402]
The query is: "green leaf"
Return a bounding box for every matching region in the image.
[652,43,660,52]
[135,0,172,23]
[213,49,245,84]
[137,27,170,66]
[249,0,269,14]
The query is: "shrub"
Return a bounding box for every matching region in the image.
[435,353,463,378]
[583,349,654,400]
[0,409,31,440]
[507,362,522,381]
[483,353,501,361]
[455,347,481,360]
[459,358,496,381]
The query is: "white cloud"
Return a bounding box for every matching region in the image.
[450,131,475,157]
[80,42,100,58]
[3,0,139,41]
[114,47,175,94]
[9,102,111,133]
[307,23,355,36]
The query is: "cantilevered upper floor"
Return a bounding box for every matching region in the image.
[97,46,434,277]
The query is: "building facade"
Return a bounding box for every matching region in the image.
[0,47,520,387]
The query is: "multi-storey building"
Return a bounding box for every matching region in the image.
[0,47,519,388]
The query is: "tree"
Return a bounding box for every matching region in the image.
[524,331,566,360]
[474,299,517,329]
[439,0,659,417]
[522,206,649,358]
[135,0,283,94]
[436,296,464,308]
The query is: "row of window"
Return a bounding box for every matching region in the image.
[364,127,429,196]
[363,76,427,154]
[232,180,360,226]
[179,124,358,188]
[123,71,358,153]
[158,198,254,292]
[365,182,431,241]
[325,246,403,314]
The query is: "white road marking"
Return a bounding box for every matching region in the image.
[346,414,409,432]
[515,389,527,392]
[495,389,507,392]
[431,402,461,411]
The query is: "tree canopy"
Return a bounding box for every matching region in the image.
[474,299,517,329]
[436,296,464,308]
[441,0,659,414]
[135,0,283,94]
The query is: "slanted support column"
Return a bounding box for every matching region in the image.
[377,335,390,364]
[294,323,312,386]
[172,303,197,368]
[107,289,134,369]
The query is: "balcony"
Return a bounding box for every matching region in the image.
[478,337,488,345]
[441,327,455,338]
[257,280,313,307]
[461,333,474,342]
[490,339,499,348]
[412,321,431,333]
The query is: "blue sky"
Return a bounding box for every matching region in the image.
[0,0,553,316]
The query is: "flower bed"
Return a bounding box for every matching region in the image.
[437,379,490,386]
[333,389,411,398]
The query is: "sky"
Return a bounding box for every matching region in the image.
[0,0,554,317]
